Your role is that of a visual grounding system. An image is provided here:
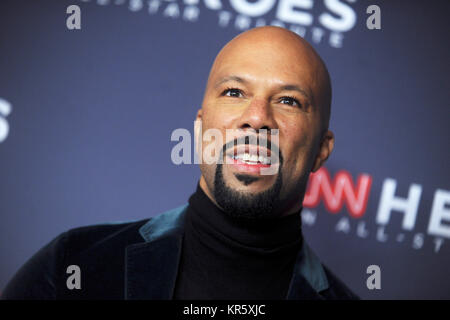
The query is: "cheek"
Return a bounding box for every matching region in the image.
[201,106,242,147]
[199,111,235,163]
[279,119,312,175]
[203,100,239,127]
[200,111,222,157]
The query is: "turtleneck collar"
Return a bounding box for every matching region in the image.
[187,183,303,253]
[173,183,305,299]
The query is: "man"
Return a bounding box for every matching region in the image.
[2,26,358,300]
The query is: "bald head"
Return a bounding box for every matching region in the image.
[206,26,332,131]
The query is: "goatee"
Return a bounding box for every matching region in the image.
[213,157,283,220]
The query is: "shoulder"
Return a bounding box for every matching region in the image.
[320,265,360,300]
[1,218,151,300]
[62,218,151,254]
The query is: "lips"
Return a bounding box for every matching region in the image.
[224,144,279,175]
[225,145,274,165]
[232,153,271,165]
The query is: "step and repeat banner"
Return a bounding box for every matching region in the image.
[0,0,449,299]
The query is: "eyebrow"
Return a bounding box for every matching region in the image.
[213,75,313,102]
[214,75,248,88]
[278,84,312,101]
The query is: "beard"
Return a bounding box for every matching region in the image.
[213,156,284,220]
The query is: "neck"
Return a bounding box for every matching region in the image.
[189,182,303,249]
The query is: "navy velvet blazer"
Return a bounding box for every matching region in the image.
[2,205,359,300]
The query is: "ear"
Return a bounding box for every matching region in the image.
[194,109,203,156]
[311,130,334,172]
[195,108,203,121]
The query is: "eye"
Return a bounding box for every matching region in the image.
[222,88,243,98]
[279,96,302,108]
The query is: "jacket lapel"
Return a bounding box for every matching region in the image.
[125,205,188,300]
[286,241,330,300]
[124,203,329,300]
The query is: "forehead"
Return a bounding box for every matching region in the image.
[209,40,320,90]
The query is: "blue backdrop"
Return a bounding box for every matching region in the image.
[0,0,449,299]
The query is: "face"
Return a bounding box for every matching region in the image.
[196,27,334,218]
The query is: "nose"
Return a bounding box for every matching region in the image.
[236,97,277,132]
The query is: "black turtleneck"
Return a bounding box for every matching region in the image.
[173,184,303,300]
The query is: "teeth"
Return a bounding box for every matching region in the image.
[233,153,271,164]
[258,155,271,165]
